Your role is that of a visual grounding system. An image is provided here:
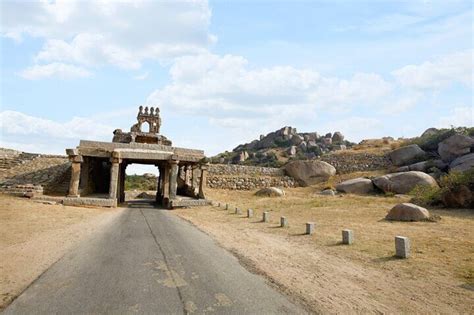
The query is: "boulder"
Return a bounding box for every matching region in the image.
[320,189,336,196]
[285,160,336,186]
[332,131,344,143]
[336,178,375,194]
[306,132,318,141]
[450,153,474,173]
[255,187,285,197]
[290,134,304,145]
[406,159,447,172]
[333,144,346,151]
[307,140,318,148]
[298,141,307,152]
[373,171,439,194]
[388,144,426,166]
[238,151,249,162]
[438,134,474,162]
[421,128,438,137]
[441,185,473,208]
[386,203,430,221]
[287,146,297,156]
[322,137,332,145]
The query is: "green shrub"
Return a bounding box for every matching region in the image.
[439,168,474,189]
[410,168,474,206]
[274,138,291,148]
[410,185,442,206]
[125,175,157,191]
[410,127,474,151]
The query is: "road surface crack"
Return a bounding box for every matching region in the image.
[139,209,187,315]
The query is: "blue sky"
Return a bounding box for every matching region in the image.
[1,0,473,169]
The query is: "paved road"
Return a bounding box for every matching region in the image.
[4,203,305,314]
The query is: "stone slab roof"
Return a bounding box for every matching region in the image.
[75,140,205,163]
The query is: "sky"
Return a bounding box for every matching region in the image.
[1,0,473,172]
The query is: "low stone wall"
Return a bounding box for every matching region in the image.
[321,152,391,174]
[0,155,71,194]
[208,164,285,176]
[0,184,43,197]
[207,164,296,190]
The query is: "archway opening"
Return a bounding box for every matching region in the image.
[124,164,160,202]
[143,121,151,133]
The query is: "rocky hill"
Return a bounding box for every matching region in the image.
[210,126,355,167]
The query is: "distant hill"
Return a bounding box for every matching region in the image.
[210,126,355,167]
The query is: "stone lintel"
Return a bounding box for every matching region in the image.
[66,148,79,156]
[70,155,83,163]
[77,148,111,158]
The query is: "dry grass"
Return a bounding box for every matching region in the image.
[0,194,119,309]
[207,187,473,280]
[349,138,408,155]
[174,187,474,313]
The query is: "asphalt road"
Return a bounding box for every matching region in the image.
[4,203,305,314]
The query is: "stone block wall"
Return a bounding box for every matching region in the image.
[0,154,71,195]
[320,152,391,174]
[207,164,296,190]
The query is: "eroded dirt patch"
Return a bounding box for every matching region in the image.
[174,187,474,314]
[0,194,122,309]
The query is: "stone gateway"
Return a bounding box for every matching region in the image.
[66,106,210,208]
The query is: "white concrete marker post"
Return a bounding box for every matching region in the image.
[263,211,270,222]
[235,207,242,215]
[225,204,229,210]
[342,229,354,245]
[280,216,288,228]
[247,209,253,218]
[395,236,410,258]
[306,222,315,235]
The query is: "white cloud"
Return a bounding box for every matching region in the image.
[147,53,392,124]
[1,110,112,140]
[392,49,473,90]
[381,93,421,115]
[2,1,214,71]
[133,72,149,81]
[438,106,474,128]
[19,62,91,80]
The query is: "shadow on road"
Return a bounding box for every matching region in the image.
[124,199,165,209]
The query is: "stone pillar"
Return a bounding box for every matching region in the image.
[306,222,315,235]
[192,164,199,190]
[184,165,190,186]
[198,163,208,199]
[395,236,410,258]
[79,157,89,195]
[156,165,162,203]
[68,162,81,197]
[108,154,121,200]
[118,163,127,203]
[162,165,170,205]
[342,229,354,245]
[66,149,83,198]
[169,160,179,200]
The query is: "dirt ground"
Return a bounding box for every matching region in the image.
[0,194,122,310]
[174,187,474,314]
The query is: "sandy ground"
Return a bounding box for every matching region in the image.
[174,187,474,314]
[0,194,122,310]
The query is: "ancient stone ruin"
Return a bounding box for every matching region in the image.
[66,106,210,208]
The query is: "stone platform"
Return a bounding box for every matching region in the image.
[33,195,117,207]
